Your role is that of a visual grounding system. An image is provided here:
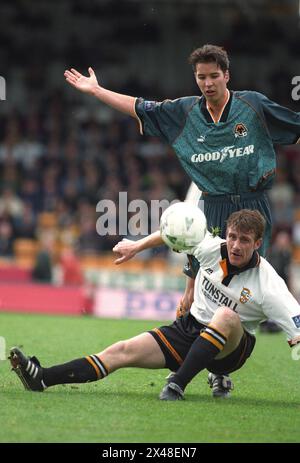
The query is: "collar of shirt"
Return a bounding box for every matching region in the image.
[200,90,233,123]
[219,242,260,285]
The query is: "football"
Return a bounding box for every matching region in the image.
[160,202,207,252]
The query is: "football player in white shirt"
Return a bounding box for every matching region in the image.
[9,210,300,401]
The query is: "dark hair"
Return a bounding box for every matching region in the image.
[226,209,265,241]
[188,44,230,73]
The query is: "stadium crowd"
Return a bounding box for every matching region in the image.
[0,0,299,275]
[0,99,189,259]
[0,95,299,262]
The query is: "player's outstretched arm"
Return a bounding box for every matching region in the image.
[64,67,98,94]
[113,230,163,265]
[64,67,137,117]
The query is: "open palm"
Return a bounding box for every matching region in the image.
[64,67,98,94]
[112,238,137,265]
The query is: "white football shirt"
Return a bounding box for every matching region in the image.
[189,233,300,343]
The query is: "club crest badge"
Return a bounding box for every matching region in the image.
[234,123,248,138]
[239,287,252,304]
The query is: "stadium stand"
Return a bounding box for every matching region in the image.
[0,0,299,311]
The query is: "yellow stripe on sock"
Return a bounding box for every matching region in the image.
[85,356,101,379]
[207,323,227,342]
[200,332,224,351]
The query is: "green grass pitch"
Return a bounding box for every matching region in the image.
[1,311,300,443]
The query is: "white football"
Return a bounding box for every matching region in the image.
[160,202,207,252]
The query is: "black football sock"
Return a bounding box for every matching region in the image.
[170,325,227,391]
[42,355,108,387]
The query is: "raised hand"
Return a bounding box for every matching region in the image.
[112,239,138,265]
[64,67,98,94]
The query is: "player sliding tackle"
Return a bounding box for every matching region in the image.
[9,207,300,401]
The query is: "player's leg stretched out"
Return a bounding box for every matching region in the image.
[9,307,254,401]
[9,332,166,392]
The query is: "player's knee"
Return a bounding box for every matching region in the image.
[106,340,126,357]
[111,339,135,362]
[214,306,240,329]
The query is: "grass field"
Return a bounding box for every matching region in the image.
[1,311,300,443]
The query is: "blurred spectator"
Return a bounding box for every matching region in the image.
[1,160,20,191]
[0,186,24,221]
[81,160,104,203]
[17,137,44,171]
[15,202,36,239]
[291,162,300,194]
[0,218,14,257]
[268,168,295,229]
[268,168,294,205]
[138,137,167,159]
[77,217,103,255]
[41,174,60,212]
[32,249,52,283]
[268,231,293,289]
[292,208,300,246]
[32,233,54,283]
[60,248,84,286]
[61,166,83,205]
[260,230,293,334]
[19,177,41,213]
[55,198,74,229]
[0,113,22,164]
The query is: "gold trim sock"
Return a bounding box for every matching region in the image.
[170,325,227,391]
[43,355,108,387]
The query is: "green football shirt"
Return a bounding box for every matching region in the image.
[135,91,300,195]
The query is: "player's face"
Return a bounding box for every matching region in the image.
[226,227,262,268]
[194,62,229,104]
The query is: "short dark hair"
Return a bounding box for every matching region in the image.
[226,209,266,241]
[188,44,230,73]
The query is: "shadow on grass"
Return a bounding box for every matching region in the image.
[184,393,300,409]
[4,387,300,410]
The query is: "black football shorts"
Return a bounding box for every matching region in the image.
[149,312,256,375]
